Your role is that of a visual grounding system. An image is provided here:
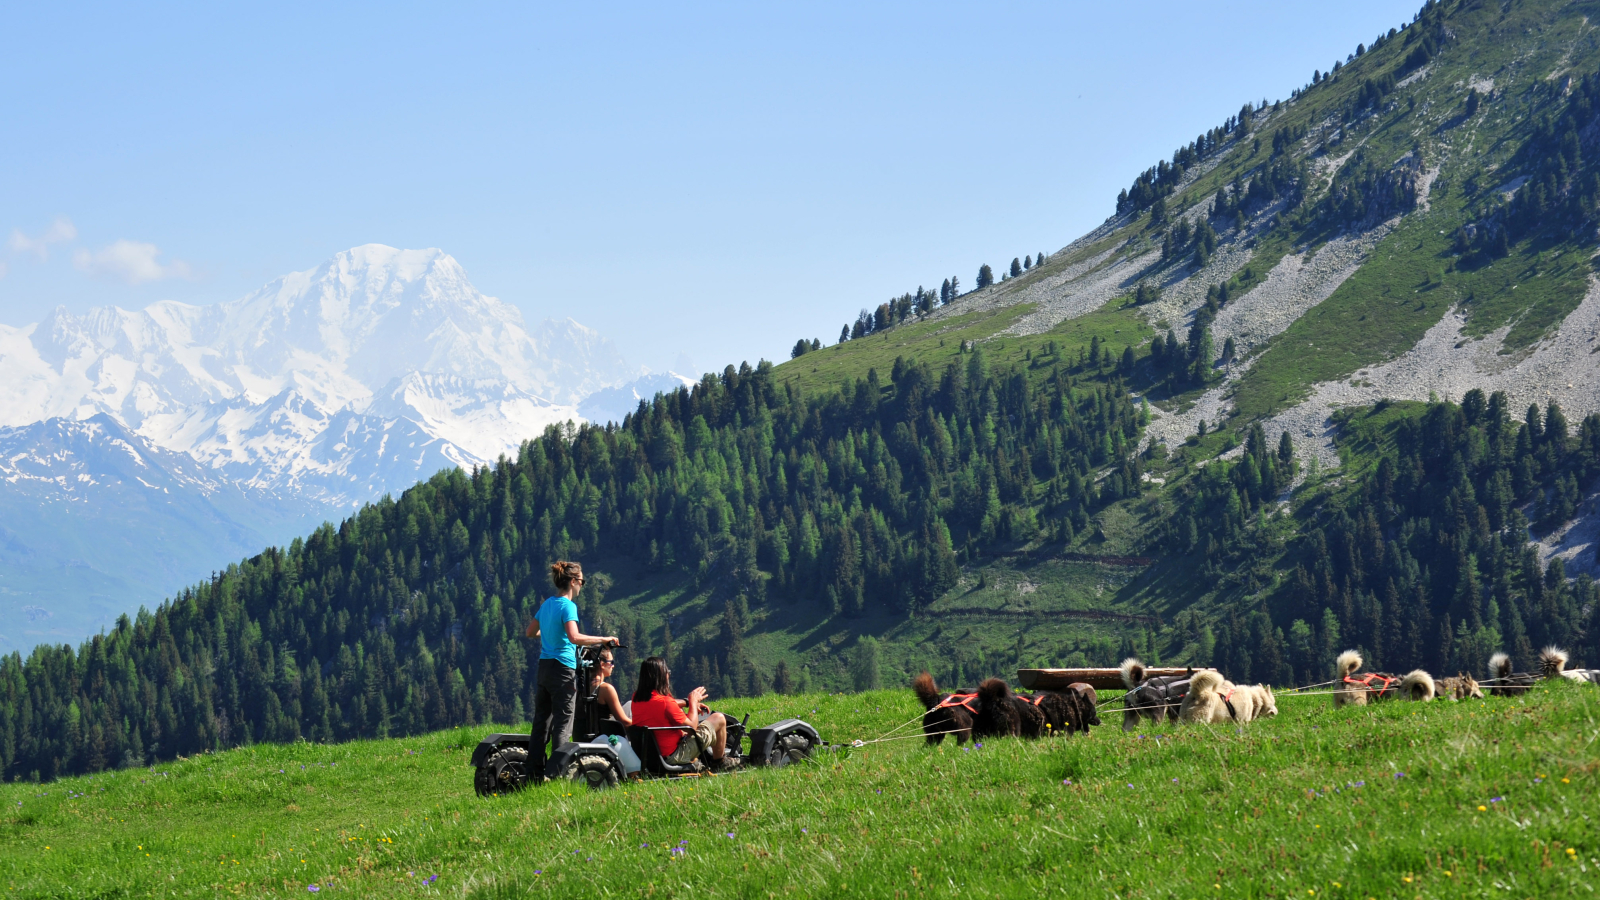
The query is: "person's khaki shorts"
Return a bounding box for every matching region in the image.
[664,719,717,764]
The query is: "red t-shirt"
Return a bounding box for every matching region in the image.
[631,691,692,756]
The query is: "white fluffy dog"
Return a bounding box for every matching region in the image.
[1178,670,1277,724]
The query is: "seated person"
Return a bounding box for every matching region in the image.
[629,656,735,770]
[588,649,641,775]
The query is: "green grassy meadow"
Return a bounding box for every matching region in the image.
[4,680,1596,898]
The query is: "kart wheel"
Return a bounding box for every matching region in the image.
[766,733,813,767]
[563,754,619,790]
[474,746,531,797]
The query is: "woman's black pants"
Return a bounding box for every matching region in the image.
[530,659,578,777]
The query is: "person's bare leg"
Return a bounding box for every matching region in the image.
[710,713,728,759]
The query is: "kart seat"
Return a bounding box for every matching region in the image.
[625,724,700,776]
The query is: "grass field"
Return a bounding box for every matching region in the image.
[3,679,1596,898]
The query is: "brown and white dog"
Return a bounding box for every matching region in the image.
[1333,650,1431,705]
[1487,652,1537,696]
[1541,647,1600,685]
[1178,670,1278,724]
[1432,673,1485,700]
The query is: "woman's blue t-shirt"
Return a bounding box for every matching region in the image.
[536,595,580,667]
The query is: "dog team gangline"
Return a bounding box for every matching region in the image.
[844,659,1580,749]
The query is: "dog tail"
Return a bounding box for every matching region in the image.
[1540,646,1570,677]
[1335,649,1363,679]
[1188,669,1225,701]
[978,677,1013,703]
[1400,669,1436,701]
[912,672,942,710]
[1489,651,1512,682]
[1120,657,1146,690]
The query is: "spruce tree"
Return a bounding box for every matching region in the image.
[976,265,993,289]
[1010,258,1023,278]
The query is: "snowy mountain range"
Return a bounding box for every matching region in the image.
[0,244,677,648]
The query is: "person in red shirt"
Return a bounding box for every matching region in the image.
[630,656,735,770]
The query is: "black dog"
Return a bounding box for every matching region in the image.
[913,672,978,744]
[976,678,1047,738]
[1018,686,1098,736]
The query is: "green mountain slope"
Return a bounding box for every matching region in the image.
[4,0,1600,783]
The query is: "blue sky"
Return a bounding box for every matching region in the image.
[1,1,1420,377]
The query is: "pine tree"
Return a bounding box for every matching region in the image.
[1010,258,1023,278]
[976,265,993,289]
[839,325,850,344]
[852,637,882,690]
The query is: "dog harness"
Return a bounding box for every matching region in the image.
[936,692,980,715]
[1343,672,1398,698]
[1220,687,1238,721]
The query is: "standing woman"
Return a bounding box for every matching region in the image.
[524,560,616,781]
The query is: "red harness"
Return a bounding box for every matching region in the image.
[936,692,980,715]
[1344,673,1397,697]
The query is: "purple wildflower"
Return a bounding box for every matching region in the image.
[725,833,735,839]
[307,887,320,894]
[1490,796,1503,803]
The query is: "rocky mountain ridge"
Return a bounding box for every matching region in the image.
[0,245,651,647]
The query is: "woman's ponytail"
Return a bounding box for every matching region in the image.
[550,560,583,591]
